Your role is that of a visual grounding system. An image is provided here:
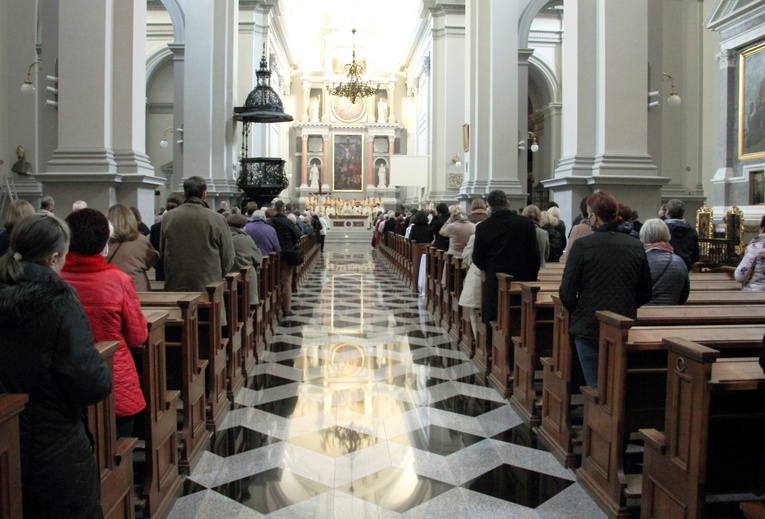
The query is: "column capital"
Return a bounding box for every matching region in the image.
[518,48,534,64]
[167,43,185,59]
[718,49,736,70]
[388,135,396,143]
[301,134,309,142]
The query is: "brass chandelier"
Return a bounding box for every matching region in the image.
[326,29,378,104]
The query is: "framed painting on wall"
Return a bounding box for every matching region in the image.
[739,41,765,160]
[333,134,364,192]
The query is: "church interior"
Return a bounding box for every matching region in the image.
[4,1,765,518]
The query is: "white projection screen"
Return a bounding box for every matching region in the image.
[389,155,428,186]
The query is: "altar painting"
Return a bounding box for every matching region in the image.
[739,41,765,160]
[333,134,364,192]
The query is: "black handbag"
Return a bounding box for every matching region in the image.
[283,244,304,266]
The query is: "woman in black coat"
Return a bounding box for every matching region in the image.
[408,210,434,244]
[0,214,112,518]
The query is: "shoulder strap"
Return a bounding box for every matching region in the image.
[106,241,124,264]
[654,253,674,284]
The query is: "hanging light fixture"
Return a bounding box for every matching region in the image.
[326,29,378,104]
[20,60,42,96]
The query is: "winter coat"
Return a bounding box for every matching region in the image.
[107,234,159,292]
[409,223,434,244]
[430,215,450,250]
[644,248,690,305]
[244,217,281,255]
[458,234,482,309]
[269,212,301,250]
[567,221,594,253]
[61,252,148,417]
[735,233,765,291]
[617,221,640,239]
[560,222,652,338]
[230,227,263,304]
[543,224,564,263]
[468,210,488,225]
[473,207,541,324]
[0,262,112,518]
[160,197,235,292]
[439,219,476,258]
[665,218,700,270]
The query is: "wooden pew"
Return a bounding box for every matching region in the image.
[639,338,765,519]
[577,314,765,518]
[489,277,560,397]
[238,266,256,376]
[141,287,226,430]
[135,311,183,519]
[474,271,492,373]
[449,256,465,343]
[269,252,281,326]
[88,341,137,519]
[539,297,765,470]
[256,257,270,358]
[510,284,556,425]
[138,293,210,474]
[224,272,244,403]
[0,394,27,519]
[440,252,454,332]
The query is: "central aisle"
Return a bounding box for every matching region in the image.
[168,244,606,518]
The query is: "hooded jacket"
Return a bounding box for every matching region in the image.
[735,233,765,291]
[61,251,148,417]
[0,262,112,518]
[665,218,700,270]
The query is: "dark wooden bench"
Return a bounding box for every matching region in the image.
[138,292,210,474]
[577,314,765,518]
[224,271,244,403]
[88,341,137,519]
[640,338,765,519]
[135,311,183,519]
[539,297,765,470]
[0,394,27,519]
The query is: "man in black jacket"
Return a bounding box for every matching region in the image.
[473,190,540,326]
[664,199,699,271]
[269,200,301,317]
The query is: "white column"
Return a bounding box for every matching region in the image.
[387,83,396,123]
[426,5,466,203]
[545,0,666,226]
[183,0,238,199]
[48,0,116,172]
[168,43,185,190]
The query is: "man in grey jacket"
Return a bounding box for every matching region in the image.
[160,176,235,292]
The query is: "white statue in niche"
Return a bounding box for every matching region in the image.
[377,99,388,123]
[309,163,320,188]
[310,96,320,122]
[377,164,387,188]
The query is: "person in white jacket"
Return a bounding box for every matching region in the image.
[735,215,765,291]
[458,233,482,342]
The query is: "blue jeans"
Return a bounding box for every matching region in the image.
[575,336,599,388]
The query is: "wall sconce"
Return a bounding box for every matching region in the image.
[159,127,183,148]
[648,73,681,109]
[519,131,539,153]
[451,154,462,167]
[20,60,42,97]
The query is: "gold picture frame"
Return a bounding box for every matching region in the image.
[739,41,765,160]
[463,123,470,152]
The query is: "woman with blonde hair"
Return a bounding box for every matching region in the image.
[0,199,35,255]
[107,204,159,291]
[439,206,476,258]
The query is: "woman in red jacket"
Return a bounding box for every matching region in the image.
[61,208,148,437]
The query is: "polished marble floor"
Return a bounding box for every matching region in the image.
[168,244,607,518]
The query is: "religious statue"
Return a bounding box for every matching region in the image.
[377,164,387,188]
[377,99,388,124]
[309,163,320,188]
[11,145,33,175]
[310,96,320,122]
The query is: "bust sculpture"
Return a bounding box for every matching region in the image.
[377,164,387,188]
[11,145,32,175]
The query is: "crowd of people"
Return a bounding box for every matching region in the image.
[0,179,333,517]
[2,178,761,516]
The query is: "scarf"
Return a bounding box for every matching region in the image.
[644,241,674,254]
[61,251,120,273]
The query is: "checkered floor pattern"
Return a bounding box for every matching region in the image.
[167,244,606,518]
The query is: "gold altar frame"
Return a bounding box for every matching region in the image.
[739,41,765,160]
[332,134,364,192]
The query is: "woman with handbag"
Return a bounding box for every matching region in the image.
[640,218,690,305]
